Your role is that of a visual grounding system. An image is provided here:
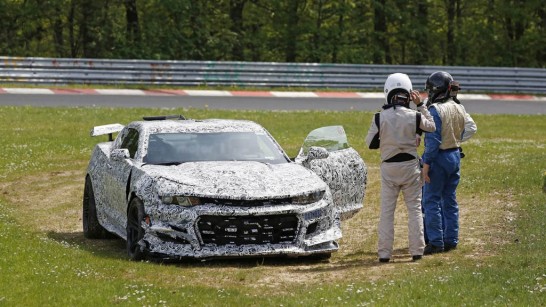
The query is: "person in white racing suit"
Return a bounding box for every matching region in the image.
[366,73,436,262]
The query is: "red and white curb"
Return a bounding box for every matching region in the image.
[0,87,544,101]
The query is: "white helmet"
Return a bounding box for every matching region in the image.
[384,73,413,104]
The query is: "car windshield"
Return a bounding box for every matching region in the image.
[143,132,289,165]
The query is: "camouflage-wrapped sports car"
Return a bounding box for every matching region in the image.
[83,115,367,260]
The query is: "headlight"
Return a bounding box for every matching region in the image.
[291,190,325,205]
[161,195,201,206]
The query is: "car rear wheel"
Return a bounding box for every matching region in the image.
[82,177,109,239]
[127,197,146,261]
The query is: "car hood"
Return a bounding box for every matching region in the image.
[142,161,327,199]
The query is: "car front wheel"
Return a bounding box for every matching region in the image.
[126,197,146,261]
[82,177,109,239]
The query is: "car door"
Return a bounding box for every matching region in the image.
[103,127,139,234]
[295,126,367,220]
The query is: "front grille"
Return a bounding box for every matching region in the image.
[199,197,292,207]
[197,214,299,245]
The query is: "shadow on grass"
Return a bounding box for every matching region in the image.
[47,231,127,259]
[46,231,410,270]
[289,248,420,274]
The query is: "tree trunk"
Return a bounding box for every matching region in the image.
[189,1,206,60]
[414,0,428,65]
[446,0,456,65]
[230,0,246,61]
[332,4,345,63]
[504,0,527,66]
[80,0,94,58]
[285,0,304,62]
[456,0,462,63]
[538,5,546,67]
[124,0,140,44]
[53,4,65,57]
[68,0,77,57]
[311,0,325,63]
[373,0,390,64]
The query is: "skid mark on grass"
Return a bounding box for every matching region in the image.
[0,170,128,258]
[0,170,84,233]
[0,168,519,292]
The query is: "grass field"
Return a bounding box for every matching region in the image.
[0,105,544,306]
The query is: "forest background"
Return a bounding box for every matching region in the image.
[0,0,544,68]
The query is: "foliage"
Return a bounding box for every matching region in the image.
[0,0,544,67]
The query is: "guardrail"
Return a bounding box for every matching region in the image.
[1,56,545,94]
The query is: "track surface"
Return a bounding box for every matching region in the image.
[0,92,544,115]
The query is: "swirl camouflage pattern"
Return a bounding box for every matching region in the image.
[83,117,367,260]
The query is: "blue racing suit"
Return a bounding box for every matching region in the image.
[422,100,476,249]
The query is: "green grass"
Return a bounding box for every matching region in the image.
[0,106,545,306]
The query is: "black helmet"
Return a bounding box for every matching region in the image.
[425,71,456,103]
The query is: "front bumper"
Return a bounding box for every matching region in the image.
[140,200,341,259]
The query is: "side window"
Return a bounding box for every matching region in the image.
[120,128,140,158]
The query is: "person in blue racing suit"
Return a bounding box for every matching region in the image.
[421,71,477,255]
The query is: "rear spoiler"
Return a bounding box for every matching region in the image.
[90,124,124,141]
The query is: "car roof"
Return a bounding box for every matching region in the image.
[128,118,267,134]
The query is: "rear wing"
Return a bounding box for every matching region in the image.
[90,123,124,141]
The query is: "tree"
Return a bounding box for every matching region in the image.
[0,0,543,67]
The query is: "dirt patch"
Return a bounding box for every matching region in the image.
[0,168,517,291]
[0,170,84,233]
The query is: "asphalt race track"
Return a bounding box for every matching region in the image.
[0,93,544,115]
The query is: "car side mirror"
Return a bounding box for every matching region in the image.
[111,148,130,162]
[306,146,329,162]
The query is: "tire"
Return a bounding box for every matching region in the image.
[82,177,109,239]
[126,197,146,261]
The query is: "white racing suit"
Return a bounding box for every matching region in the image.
[366,104,436,259]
